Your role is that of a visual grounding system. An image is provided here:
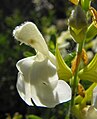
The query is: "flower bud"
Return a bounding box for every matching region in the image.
[69,5,87,43]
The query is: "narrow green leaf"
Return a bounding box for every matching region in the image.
[78,54,97,83]
[55,44,72,81]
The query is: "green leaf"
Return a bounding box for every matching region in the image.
[55,44,72,81]
[81,0,91,11]
[26,115,42,119]
[78,54,97,83]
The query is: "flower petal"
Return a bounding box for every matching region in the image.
[17,72,33,105]
[53,80,71,103]
[29,58,59,107]
[29,58,71,107]
[30,80,71,107]
[29,57,58,90]
[16,52,71,107]
[16,52,47,81]
[13,22,49,56]
[48,51,56,66]
[16,56,35,82]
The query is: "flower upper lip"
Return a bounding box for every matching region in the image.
[13,22,49,57]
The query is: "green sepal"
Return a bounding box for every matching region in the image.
[78,54,97,83]
[86,22,97,42]
[81,0,91,11]
[70,26,87,43]
[55,44,72,81]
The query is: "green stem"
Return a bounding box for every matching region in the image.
[71,42,84,107]
[71,69,79,106]
[78,42,84,53]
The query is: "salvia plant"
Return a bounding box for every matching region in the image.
[13,0,97,119]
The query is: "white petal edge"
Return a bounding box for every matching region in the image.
[54,80,71,103]
[17,72,33,106]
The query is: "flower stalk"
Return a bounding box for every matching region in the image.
[71,41,85,113]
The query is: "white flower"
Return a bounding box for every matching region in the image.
[13,22,71,107]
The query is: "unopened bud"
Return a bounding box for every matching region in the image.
[69,5,87,43]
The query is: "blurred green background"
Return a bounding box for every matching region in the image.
[0,0,97,119]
